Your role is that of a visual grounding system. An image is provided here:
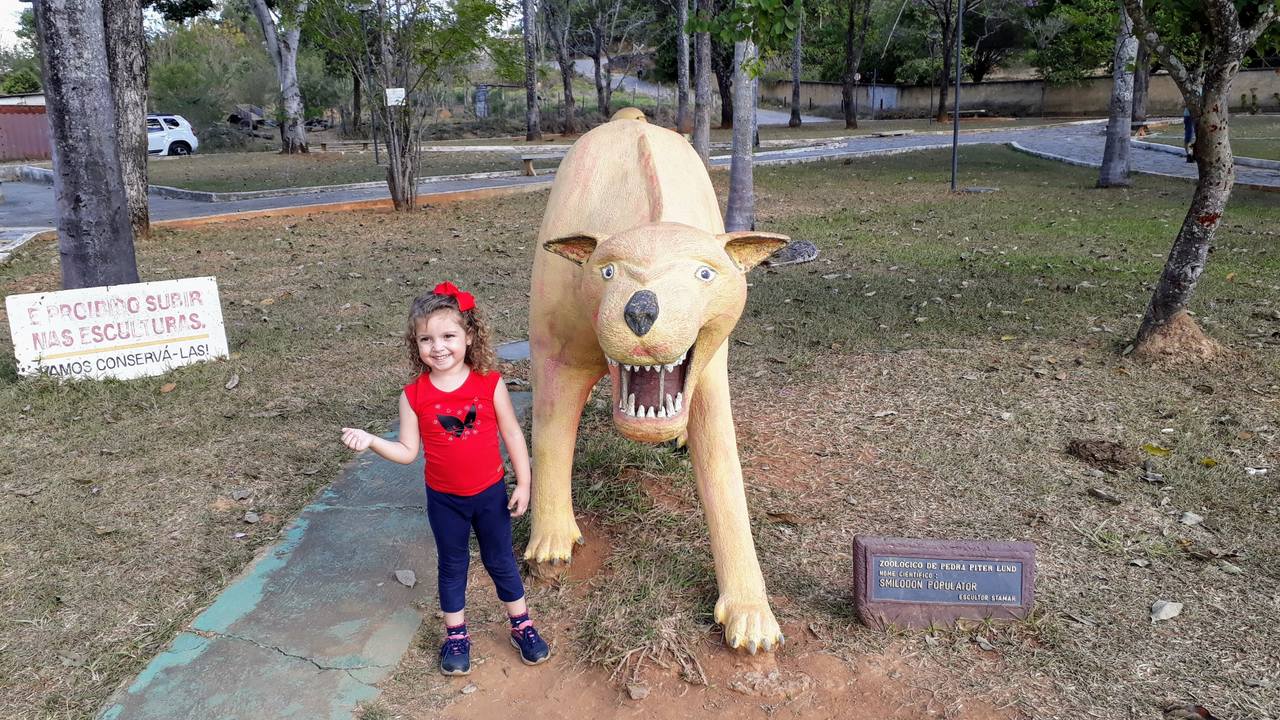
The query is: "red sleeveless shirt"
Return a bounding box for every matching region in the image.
[404,370,504,496]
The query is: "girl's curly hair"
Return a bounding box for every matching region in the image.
[404,290,496,377]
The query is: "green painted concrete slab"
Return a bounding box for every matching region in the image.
[101,393,532,720]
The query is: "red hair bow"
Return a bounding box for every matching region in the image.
[433,281,475,312]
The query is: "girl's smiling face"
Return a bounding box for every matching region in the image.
[416,310,471,374]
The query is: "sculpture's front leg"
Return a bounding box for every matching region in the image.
[524,353,602,565]
[685,343,783,654]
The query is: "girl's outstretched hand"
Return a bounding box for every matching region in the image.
[341,427,374,451]
[508,482,530,518]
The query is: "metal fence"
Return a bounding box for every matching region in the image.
[0,105,52,161]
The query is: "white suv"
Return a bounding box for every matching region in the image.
[147,114,199,156]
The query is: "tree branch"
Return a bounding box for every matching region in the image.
[1120,0,1195,100]
[1241,1,1278,48]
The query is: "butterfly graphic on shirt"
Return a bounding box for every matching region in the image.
[437,403,478,438]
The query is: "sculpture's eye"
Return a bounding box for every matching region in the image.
[696,266,717,282]
[601,263,615,280]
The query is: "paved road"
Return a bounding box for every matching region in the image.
[5,121,1277,262]
[570,58,828,126]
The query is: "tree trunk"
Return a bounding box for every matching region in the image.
[386,109,416,210]
[557,51,576,134]
[352,68,362,134]
[725,40,756,232]
[711,37,733,128]
[1098,1,1136,188]
[591,24,608,115]
[1133,100,1232,356]
[545,1,576,134]
[789,1,803,127]
[1131,42,1149,126]
[523,0,542,140]
[676,0,692,133]
[33,0,139,289]
[103,0,149,240]
[249,0,309,154]
[693,25,712,165]
[936,20,953,123]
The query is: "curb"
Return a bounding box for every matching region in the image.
[151,180,552,230]
[1008,141,1280,193]
[148,169,532,203]
[1131,139,1280,170]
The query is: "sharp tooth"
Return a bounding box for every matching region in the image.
[676,392,683,412]
[666,395,675,415]
[646,406,655,418]
[628,393,636,416]
[657,407,666,418]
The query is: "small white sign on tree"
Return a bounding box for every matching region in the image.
[5,276,230,381]
[386,88,406,106]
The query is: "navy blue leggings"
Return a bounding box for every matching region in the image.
[425,479,525,613]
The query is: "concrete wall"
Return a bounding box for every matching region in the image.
[763,68,1280,117]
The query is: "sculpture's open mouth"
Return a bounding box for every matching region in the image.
[606,343,694,421]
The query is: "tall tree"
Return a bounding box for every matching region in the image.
[1097,0,1135,188]
[676,0,693,132]
[725,39,757,230]
[692,0,712,162]
[842,0,872,128]
[309,0,504,208]
[32,0,139,288]
[1130,41,1149,126]
[788,0,803,127]
[916,0,980,122]
[543,0,577,134]
[710,35,733,127]
[523,0,542,140]
[1121,0,1277,358]
[249,0,310,153]
[104,0,149,240]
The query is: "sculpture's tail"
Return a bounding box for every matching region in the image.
[610,107,647,123]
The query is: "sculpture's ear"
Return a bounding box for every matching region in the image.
[718,231,791,272]
[543,232,606,266]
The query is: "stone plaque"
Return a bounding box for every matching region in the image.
[854,536,1036,629]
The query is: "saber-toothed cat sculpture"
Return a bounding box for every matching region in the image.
[526,111,788,654]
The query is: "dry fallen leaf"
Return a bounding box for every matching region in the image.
[1141,443,1171,457]
[225,373,240,390]
[159,382,177,394]
[765,511,808,525]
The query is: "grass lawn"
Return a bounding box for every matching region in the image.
[1143,113,1280,161]
[3,147,1279,719]
[147,150,553,193]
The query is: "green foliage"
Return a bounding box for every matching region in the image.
[1025,0,1116,84]
[0,67,41,95]
[690,0,800,72]
[297,47,349,119]
[148,20,277,145]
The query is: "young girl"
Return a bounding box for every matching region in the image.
[340,281,549,675]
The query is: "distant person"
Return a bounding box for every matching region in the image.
[1183,107,1196,163]
[341,282,549,675]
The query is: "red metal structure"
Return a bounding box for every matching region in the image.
[0,105,53,161]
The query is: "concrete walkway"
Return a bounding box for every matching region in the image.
[100,372,532,720]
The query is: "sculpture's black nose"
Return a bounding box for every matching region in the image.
[624,290,659,336]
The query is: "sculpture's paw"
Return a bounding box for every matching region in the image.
[715,594,784,655]
[523,517,584,565]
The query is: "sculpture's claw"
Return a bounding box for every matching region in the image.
[715,593,783,655]
[523,517,583,565]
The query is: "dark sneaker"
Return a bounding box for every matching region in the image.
[509,622,550,665]
[439,635,471,676]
